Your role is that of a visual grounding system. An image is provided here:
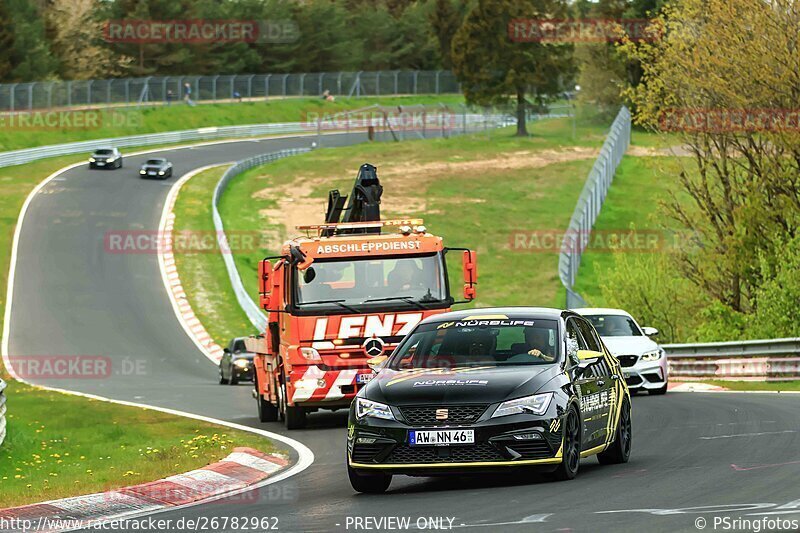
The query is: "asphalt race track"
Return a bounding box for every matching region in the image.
[5,132,800,532]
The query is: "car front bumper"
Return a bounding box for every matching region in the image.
[619,358,668,390]
[348,407,565,474]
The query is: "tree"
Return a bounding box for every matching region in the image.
[46,0,132,79]
[430,0,467,69]
[6,0,58,81]
[620,0,800,336]
[451,0,575,136]
[0,0,15,80]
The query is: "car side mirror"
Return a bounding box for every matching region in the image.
[366,355,388,372]
[577,349,603,364]
[642,326,659,337]
[258,260,273,309]
[462,250,477,300]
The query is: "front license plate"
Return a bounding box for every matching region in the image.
[356,373,374,384]
[96,162,105,166]
[409,430,474,446]
[148,171,156,175]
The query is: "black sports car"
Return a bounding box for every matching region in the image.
[218,337,255,385]
[89,147,123,169]
[347,307,632,493]
[139,158,173,179]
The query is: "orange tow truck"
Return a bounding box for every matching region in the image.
[247,164,477,428]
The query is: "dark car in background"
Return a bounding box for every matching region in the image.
[139,158,173,179]
[219,337,255,385]
[347,308,632,493]
[89,147,123,169]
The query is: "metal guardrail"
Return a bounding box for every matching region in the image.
[0,122,317,169]
[0,378,7,446]
[663,338,800,381]
[558,106,631,308]
[0,70,460,112]
[212,149,312,332]
[212,112,515,332]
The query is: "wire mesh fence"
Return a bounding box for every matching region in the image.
[0,71,461,112]
[558,106,631,308]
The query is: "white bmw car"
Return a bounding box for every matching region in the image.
[575,308,668,395]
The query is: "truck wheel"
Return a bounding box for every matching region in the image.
[281,381,306,429]
[348,463,391,494]
[255,376,278,422]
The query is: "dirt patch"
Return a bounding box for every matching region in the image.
[252,146,600,245]
[627,145,693,157]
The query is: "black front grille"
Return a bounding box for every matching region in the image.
[399,405,488,426]
[385,443,505,464]
[617,355,638,367]
[351,444,387,463]
[505,440,554,459]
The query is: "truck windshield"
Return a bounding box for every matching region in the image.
[296,254,448,310]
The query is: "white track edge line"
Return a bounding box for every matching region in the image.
[0,140,316,531]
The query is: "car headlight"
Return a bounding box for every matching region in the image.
[107,157,116,163]
[641,349,663,362]
[139,170,146,174]
[355,398,395,421]
[234,359,249,368]
[492,392,553,418]
[158,171,165,175]
[89,157,96,162]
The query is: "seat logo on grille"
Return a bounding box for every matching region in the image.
[435,408,449,420]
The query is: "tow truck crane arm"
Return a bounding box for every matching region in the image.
[324,163,383,235]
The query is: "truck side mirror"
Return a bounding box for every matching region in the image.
[462,250,477,300]
[258,259,273,310]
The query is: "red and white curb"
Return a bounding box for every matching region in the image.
[0,448,288,532]
[667,381,728,392]
[157,164,234,365]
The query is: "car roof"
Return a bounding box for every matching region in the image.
[573,307,634,318]
[419,307,572,325]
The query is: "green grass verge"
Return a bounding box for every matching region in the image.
[213,115,622,311]
[0,150,279,508]
[0,95,465,152]
[0,380,276,507]
[171,166,257,347]
[571,155,688,305]
[705,380,800,392]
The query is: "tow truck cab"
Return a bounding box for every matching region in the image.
[247,164,477,429]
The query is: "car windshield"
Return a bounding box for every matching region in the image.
[295,253,447,310]
[146,159,164,165]
[389,318,561,369]
[95,149,113,155]
[585,314,642,337]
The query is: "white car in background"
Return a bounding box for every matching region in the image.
[575,308,668,395]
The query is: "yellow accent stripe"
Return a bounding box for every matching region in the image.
[580,444,607,458]
[349,457,562,469]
